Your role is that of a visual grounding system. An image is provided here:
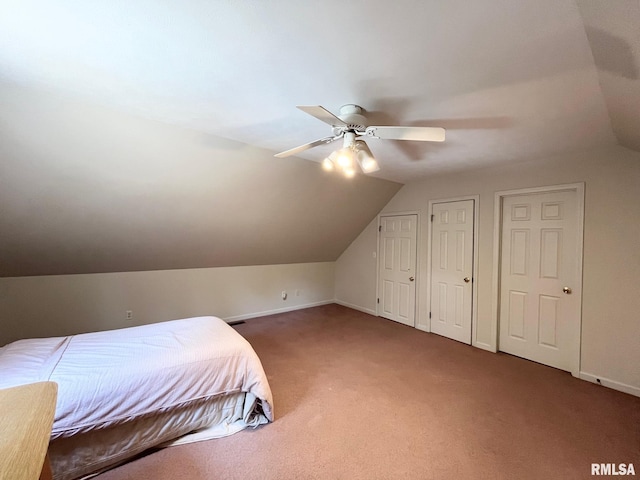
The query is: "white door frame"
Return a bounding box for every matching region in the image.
[376,211,421,325]
[425,196,480,345]
[491,183,585,376]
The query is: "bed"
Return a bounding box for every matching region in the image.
[0,316,274,480]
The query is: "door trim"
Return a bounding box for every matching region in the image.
[425,196,479,344]
[491,183,585,376]
[376,211,420,325]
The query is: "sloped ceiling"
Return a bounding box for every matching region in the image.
[0,83,401,276]
[1,0,639,277]
[577,0,640,152]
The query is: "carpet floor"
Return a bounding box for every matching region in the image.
[96,304,639,479]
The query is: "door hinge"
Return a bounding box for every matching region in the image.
[378,225,382,232]
[429,312,432,319]
[377,298,380,304]
[430,214,434,222]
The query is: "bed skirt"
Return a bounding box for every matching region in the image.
[50,391,255,480]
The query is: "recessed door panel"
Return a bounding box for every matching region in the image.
[399,283,410,320]
[438,283,447,322]
[508,291,526,340]
[454,285,464,327]
[510,230,529,276]
[540,229,561,279]
[456,231,465,272]
[399,238,411,272]
[538,295,559,348]
[382,280,394,316]
[439,232,448,270]
[384,238,395,271]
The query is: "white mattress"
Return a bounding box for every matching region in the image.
[0,316,273,478]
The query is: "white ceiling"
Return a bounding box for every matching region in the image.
[1,0,638,184]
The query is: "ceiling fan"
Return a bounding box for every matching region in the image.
[274,104,445,177]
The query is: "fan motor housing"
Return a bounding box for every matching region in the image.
[337,104,367,131]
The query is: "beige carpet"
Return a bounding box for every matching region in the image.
[96,304,639,479]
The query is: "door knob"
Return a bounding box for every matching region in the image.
[562,286,572,294]
[409,276,415,282]
[463,277,471,283]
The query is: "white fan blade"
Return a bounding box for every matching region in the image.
[366,126,445,142]
[297,105,347,127]
[274,135,341,158]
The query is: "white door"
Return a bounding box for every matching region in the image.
[499,189,582,373]
[378,215,417,326]
[430,200,475,344]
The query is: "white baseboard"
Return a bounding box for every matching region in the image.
[579,372,640,398]
[334,299,377,316]
[224,300,334,323]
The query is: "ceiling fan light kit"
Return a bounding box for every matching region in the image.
[275,104,446,177]
[320,131,379,178]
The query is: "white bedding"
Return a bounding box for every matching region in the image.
[0,316,273,478]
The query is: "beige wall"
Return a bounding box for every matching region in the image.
[0,262,334,345]
[334,218,379,315]
[335,146,640,393]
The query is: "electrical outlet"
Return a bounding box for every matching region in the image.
[126,310,133,320]
[281,291,287,300]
